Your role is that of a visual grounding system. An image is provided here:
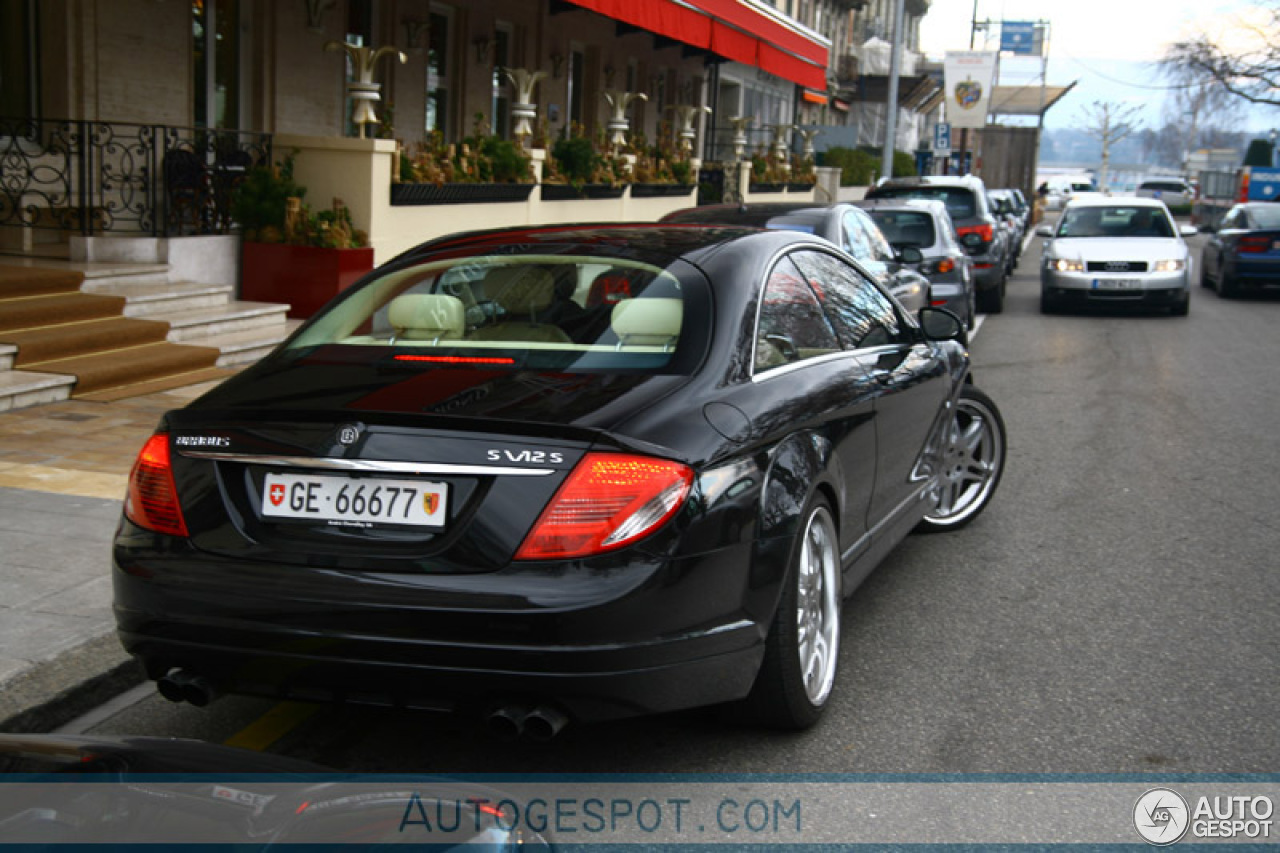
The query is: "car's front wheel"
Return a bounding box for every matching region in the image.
[747,496,841,730]
[918,385,1006,531]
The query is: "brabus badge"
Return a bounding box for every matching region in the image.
[337,424,362,446]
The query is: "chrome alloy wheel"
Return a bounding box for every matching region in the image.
[924,389,1004,527]
[795,506,840,706]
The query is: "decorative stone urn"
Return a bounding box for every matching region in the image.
[324,41,408,138]
[670,104,711,154]
[502,68,548,145]
[728,116,754,161]
[601,89,648,149]
[796,127,822,161]
[768,123,796,175]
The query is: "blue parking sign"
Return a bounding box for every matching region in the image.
[934,122,952,153]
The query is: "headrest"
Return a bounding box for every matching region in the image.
[611,298,683,348]
[388,293,466,340]
[483,266,556,315]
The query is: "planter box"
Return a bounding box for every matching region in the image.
[630,183,696,198]
[390,182,535,205]
[241,242,375,319]
[749,182,787,193]
[786,182,817,193]
[541,184,626,201]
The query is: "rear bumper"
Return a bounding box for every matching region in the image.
[112,530,772,722]
[1226,257,1280,285]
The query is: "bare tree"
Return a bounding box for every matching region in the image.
[1162,1,1280,107]
[1158,69,1244,166]
[1078,101,1143,189]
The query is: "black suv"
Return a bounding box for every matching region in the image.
[865,175,1010,312]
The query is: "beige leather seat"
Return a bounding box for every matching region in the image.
[387,293,466,342]
[610,297,682,350]
[470,266,572,343]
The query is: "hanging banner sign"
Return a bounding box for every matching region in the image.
[943,51,998,129]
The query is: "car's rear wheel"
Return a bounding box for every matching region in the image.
[1199,257,1214,289]
[1219,267,1240,298]
[977,279,1005,314]
[918,386,1006,531]
[747,497,841,730]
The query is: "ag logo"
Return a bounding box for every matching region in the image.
[954,79,982,110]
[337,424,362,446]
[423,492,440,515]
[1134,788,1190,846]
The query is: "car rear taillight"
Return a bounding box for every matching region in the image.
[514,452,693,560]
[956,223,994,243]
[125,434,189,537]
[930,258,956,275]
[1239,235,1270,253]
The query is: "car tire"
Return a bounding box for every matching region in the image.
[1199,257,1214,289]
[746,496,841,730]
[976,280,1005,314]
[1219,268,1239,298]
[1039,291,1059,314]
[1171,293,1190,316]
[917,385,1006,532]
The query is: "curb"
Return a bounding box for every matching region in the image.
[0,633,145,734]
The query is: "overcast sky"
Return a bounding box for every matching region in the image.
[917,0,1276,131]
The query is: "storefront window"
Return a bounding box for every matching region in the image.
[0,0,37,118]
[426,11,451,137]
[192,0,241,129]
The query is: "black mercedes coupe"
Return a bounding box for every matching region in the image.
[114,224,1005,735]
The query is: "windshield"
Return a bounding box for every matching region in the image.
[285,255,695,373]
[1252,206,1280,228]
[867,210,936,248]
[1056,206,1175,239]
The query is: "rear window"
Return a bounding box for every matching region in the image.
[866,210,937,247]
[869,186,977,220]
[1252,206,1280,228]
[285,255,695,373]
[1140,181,1190,193]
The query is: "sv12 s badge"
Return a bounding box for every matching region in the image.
[486,449,565,464]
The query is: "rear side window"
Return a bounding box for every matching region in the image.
[286,255,696,372]
[869,186,977,220]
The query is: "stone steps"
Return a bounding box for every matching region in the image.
[0,256,292,412]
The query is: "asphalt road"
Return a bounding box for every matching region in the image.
[77,234,1280,773]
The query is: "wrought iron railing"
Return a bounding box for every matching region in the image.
[0,117,272,238]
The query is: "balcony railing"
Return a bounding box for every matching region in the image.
[0,117,271,238]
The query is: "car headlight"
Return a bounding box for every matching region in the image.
[1048,258,1084,272]
[1152,259,1185,272]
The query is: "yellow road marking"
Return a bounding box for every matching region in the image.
[223,701,319,752]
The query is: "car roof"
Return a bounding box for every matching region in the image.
[854,197,949,217]
[660,202,832,228]
[1063,196,1168,210]
[875,174,985,191]
[392,222,765,267]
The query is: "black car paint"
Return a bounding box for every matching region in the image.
[113,226,970,722]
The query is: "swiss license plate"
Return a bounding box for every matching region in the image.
[262,473,447,528]
[1092,278,1141,290]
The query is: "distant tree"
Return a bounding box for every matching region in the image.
[1078,101,1143,189]
[1162,1,1280,107]
[1244,138,1276,166]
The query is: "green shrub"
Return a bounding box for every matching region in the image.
[821,147,876,186]
[551,136,598,185]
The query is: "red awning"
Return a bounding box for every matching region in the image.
[561,0,829,90]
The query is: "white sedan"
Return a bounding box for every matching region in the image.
[1037,198,1197,315]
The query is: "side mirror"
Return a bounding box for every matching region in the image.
[1035,224,1054,238]
[896,246,924,264]
[1179,224,1199,238]
[918,307,966,344]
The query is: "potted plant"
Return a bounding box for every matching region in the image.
[393,116,535,205]
[542,124,627,200]
[233,152,375,319]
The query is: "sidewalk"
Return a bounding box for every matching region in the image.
[0,379,226,731]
